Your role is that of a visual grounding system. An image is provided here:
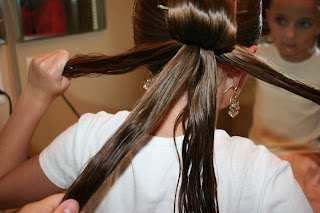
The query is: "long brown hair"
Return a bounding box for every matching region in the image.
[62,0,320,212]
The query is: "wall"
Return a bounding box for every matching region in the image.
[0,0,148,155]
[0,45,17,131]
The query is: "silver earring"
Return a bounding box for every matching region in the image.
[142,73,154,90]
[228,87,240,118]
[143,78,153,90]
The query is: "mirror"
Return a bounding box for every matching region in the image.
[16,0,106,41]
[0,0,6,44]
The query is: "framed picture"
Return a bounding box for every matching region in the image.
[0,0,6,44]
[16,0,106,41]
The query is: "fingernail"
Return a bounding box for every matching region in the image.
[64,209,75,213]
[62,199,79,213]
[64,208,77,213]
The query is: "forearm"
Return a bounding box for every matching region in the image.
[0,86,54,179]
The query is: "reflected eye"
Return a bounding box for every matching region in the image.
[275,17,286,26]
[299,21,312,28]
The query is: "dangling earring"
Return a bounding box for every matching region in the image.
[143,78,153,90]
[142,72,154,90]
[228,87,240,118]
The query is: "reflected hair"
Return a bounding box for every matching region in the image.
[62,0,320,212]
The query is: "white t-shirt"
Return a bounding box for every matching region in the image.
[249,43,320,155]
[39,110,312,212]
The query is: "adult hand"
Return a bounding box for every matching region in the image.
[18,193,80,213]
[26,49,71,104]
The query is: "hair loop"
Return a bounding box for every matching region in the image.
[167,0,237,51]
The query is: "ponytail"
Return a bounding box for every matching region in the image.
[64,44,220,212]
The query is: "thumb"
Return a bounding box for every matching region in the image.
[53,199,80,213]
[60,76,72,93]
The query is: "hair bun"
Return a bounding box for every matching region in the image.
[167,0,237,51]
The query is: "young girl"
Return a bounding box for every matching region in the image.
[249,0,320,211]
[0,0,318,212]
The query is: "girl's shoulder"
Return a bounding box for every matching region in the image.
[213,130,311,212]
[39,110,131,189]
[214,129,283,177]
[78,110,130,128]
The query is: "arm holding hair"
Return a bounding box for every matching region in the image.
[0,50,71,208]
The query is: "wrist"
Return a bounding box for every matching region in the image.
[22,85,56,110]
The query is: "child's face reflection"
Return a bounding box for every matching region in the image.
[267,0,320,62]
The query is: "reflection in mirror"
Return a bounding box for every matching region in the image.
[16,0,106,41]
[0,0,6,44]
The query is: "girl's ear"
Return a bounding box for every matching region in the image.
[230,45,255,90]
[222,44,256,91]
[231,70,247,90]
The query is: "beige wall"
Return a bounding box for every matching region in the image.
[0,45,17,131]
[0,0,148,155]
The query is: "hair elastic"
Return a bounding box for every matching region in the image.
[157,5,169,10]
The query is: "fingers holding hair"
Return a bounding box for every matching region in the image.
[26,50,72,101]
[53,198,80,213]
[18,193,80,213]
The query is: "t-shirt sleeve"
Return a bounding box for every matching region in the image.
[39,123,79,189]
[260,161,313,213]
[235,136,313,212]
[39,111,116,189]
[215,132,313,212]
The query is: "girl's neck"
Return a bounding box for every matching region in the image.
[152,93,187,138]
